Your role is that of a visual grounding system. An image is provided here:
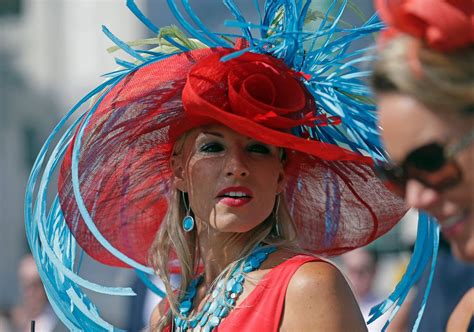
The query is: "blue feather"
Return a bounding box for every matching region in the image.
[25,74,137,329]
[135,270,167,298]
[126,0,159,34]
[70,75,155,275]
[102,25,146,62]
[166,0,220,47]
[367,212,439,331]
[181,0,232,47]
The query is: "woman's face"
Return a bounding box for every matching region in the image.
[378,93,474,262]
[171,124,285,233]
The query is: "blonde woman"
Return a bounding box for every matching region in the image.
[371,0,473,330]
[372,0,474,264]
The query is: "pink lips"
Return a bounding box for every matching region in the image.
[216,186,253,207]
[441,216,467,239]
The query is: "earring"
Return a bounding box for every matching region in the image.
[181,191,194,232]
[273,195,281,237]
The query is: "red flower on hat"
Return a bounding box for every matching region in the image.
[376,0,474,51]
[228,60,316,129]
[183,50,319,131]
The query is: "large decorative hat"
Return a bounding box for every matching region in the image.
[58,45,405,269]
[25,1,438,330]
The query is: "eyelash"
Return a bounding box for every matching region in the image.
[247,144,271,154]
[200,142,224,153]
[199,142,271,155]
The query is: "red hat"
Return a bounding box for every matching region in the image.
[58,47,407,268]
[376,0,474,51]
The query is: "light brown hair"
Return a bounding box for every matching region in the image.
[371,35,474,115]
[148,133,300,330]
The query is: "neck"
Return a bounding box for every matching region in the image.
[195,219,256,286]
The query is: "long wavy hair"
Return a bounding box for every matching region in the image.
[148,133,301,330]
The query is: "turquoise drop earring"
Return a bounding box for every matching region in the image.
[182,191,194,232]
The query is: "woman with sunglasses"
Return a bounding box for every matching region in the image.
[371,1,473,330]
[372,0,474,262]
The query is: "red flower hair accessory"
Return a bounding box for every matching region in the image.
[376,0,474,51]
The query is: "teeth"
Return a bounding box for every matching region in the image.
[442,213,466,229]
[225,192,248,198]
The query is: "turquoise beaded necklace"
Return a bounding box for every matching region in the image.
[174,244,277,331]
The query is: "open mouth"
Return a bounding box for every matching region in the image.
[440,210,469,237]
[218,192,252,199]
[216,188,253,207]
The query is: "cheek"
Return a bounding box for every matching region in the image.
[458,151,474,207]
[253,162,283,205]
[185,157,224,218]
[378,109,396,151]
[460,148,473,183]
[189,158,221,180]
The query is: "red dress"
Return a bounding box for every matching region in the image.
[165,254,321,331]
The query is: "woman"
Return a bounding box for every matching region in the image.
[372,0,474,263]
[25,1,409,331]
[371,0,473,330]
[149,123,366,331]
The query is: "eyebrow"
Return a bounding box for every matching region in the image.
[201,131,254,141]
[202,131,224,138]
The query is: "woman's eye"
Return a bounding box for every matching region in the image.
[248,144,271,154]
[199,142,224,153]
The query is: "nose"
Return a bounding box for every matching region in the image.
[405,179,440,210]
[224,149,249,178]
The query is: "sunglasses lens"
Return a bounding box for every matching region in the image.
[405,143,445,171]
[376,141,465,195]
[404,143,463,190]
[410,162,462,190]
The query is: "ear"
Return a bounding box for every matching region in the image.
[170,154,188,192]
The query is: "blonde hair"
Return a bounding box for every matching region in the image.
[372,35,474,114]
[148,135,300,330]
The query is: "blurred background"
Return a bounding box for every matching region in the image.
[1,1,471,331]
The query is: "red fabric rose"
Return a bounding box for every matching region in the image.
[376,0,474,51]
[183,49,320,130]
[227,61,313,129]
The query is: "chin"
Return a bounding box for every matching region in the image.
[450,240,474,263]
[217,222,264,234]
[212,216,267,234]
[209,207,272,233]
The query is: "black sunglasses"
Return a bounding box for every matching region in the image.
[375,130,474,196]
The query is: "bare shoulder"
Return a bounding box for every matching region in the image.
[290,259,345,288]
[281,259,367,332]
[447,287,474,332]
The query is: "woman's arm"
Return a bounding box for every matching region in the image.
[281,260,367,331]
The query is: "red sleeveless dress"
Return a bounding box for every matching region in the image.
[165,254,321,331]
